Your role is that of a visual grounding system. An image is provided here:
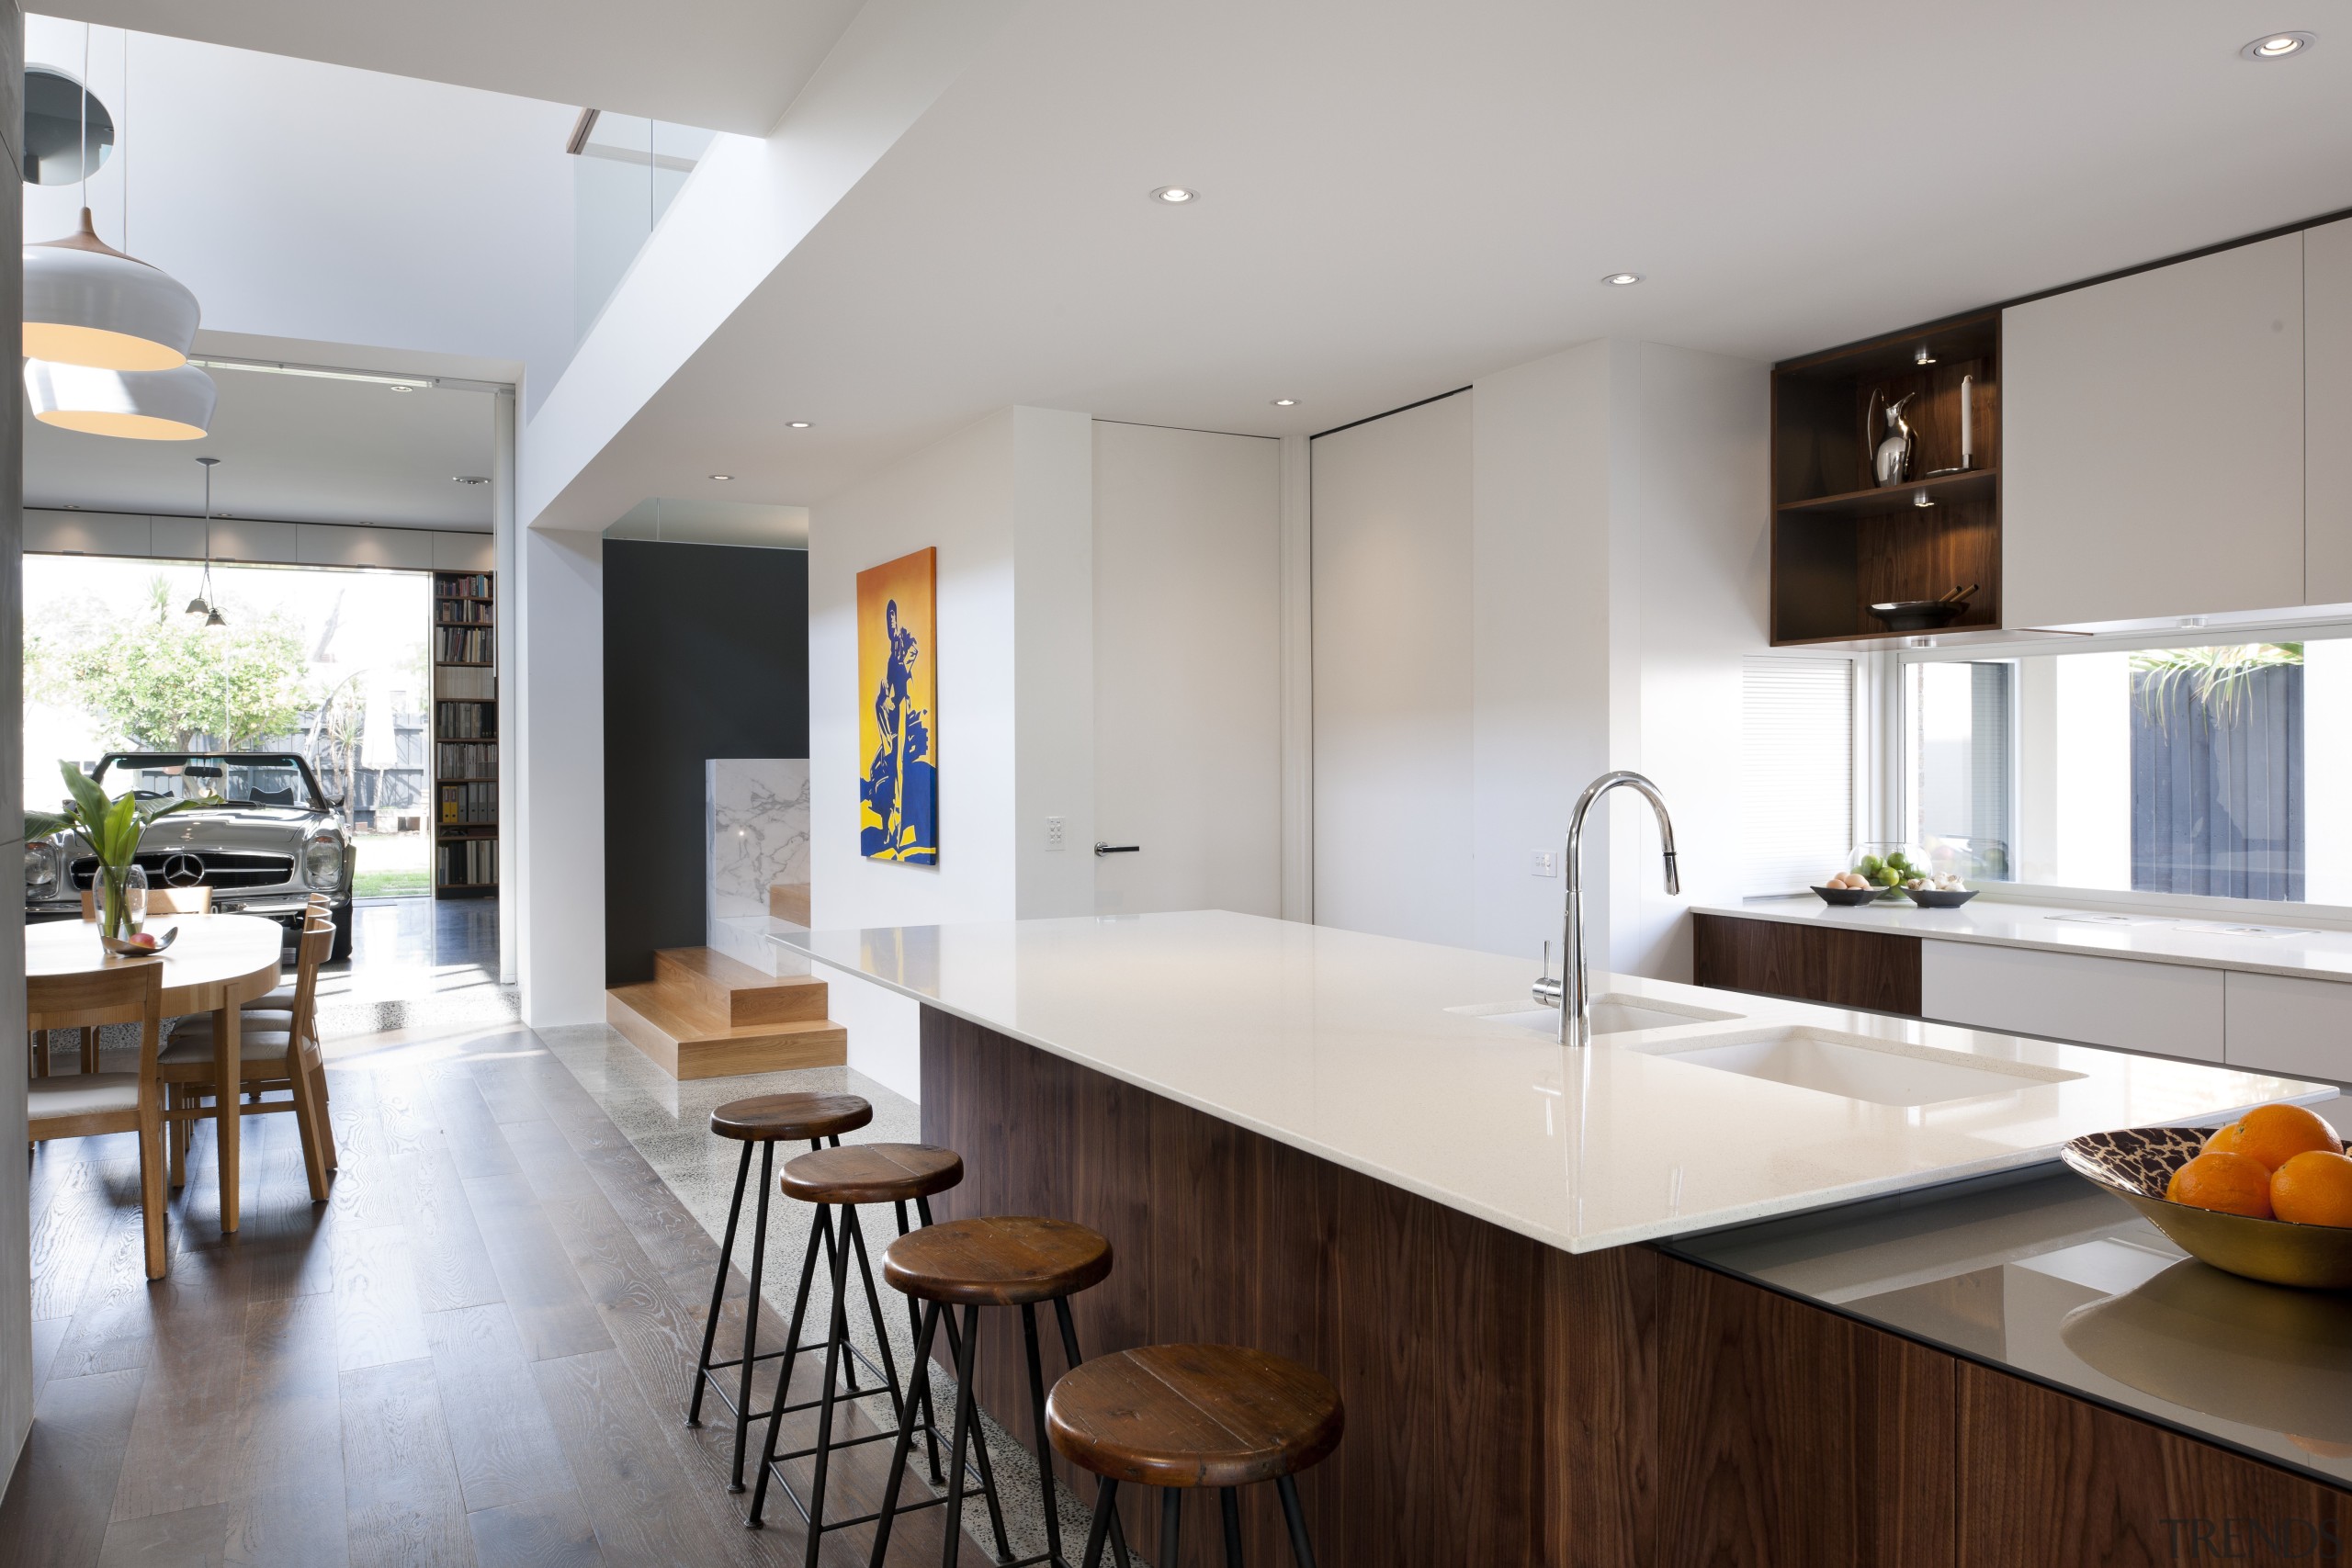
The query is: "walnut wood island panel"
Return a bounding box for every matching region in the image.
[921,1007,2352,1568]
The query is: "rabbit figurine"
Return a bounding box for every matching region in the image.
[1870,389,1917,487]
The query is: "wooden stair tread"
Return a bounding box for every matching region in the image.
[605,985,847,1081]
[651,946,826,1024]
[605,984,825,1043]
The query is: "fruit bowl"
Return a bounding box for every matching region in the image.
[1812,885,1881,907]
[1903,887,1978,908]
[98,927,177,958]
[2064,1125,2352,1290]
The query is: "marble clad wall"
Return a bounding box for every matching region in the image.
[707,759,810,936]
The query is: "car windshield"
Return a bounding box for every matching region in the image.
[91,755,322,811]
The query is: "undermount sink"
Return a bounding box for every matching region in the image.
[1636,1026,2086,1108]
[1458,994,1743,1037]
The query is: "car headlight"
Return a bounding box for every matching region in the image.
[25,842,55,891]
[304,832,344,890]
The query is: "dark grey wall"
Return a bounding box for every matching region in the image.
[603,541,808,987]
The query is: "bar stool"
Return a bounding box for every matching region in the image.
[1046,1344,1343,1568]
[867,1215,1126,1568]
[686,1091,874,1492]
[748,1143,1008,1568]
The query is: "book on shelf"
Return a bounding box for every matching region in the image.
[437,837,497,886]
[435,701,497,739]
[435,665,495,701]
[438,782,497,824]
[436,741,497,780]
[435,572,492,598]
[435,626,492,664]
[435,600,494,625]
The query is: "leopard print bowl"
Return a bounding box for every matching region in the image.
[2064,1126,2352,1291]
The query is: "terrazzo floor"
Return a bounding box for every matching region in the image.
[532,1022,1111,1565]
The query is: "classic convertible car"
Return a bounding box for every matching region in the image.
[24,752,356,960]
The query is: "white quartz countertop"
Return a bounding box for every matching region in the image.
[778,911,2334,1256]
[1691,897,2352,983]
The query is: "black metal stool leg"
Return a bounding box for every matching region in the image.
[745,1206,831,1527]
[1275,1475,1317,1568]
[865,1300,943,1567]
[727,1138,775,1490]
[939,1305,1013,1562]
[899,1199,944,1483]
[1053,1300,1132,1568]
[843,1205,904,1433]
[801,1203,856,1568]
[1222,1487,1245,1566]
[1080,1479,1120,1568]
[940,1303,983,1568]
[686,1140,753,1428]
[1020,1303,1064,1567]
[1159,1490,1181,1568]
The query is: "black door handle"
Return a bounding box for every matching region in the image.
[1092,843,1139,856]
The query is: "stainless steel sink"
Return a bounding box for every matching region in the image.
[1635,1026,2085,1108]
[1457,993,1742,1037]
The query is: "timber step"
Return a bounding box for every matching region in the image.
[606,946,845,1080]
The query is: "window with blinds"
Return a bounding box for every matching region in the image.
[1741,655,1855,896]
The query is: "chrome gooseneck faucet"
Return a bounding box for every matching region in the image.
[1532,771,1680,1045]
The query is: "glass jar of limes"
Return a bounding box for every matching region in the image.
[1845,842,1930,903]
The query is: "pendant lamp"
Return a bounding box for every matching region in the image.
[24,357,215,440]
[186,457,225,625]
[24,28,199,370]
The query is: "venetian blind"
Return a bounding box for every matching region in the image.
[1741,655,1855,896]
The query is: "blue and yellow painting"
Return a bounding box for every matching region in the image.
[857,547,937,863]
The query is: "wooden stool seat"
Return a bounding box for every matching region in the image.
[707,1090,871,1143]
[1048,1344,1345,1490]
[880,1215,1113,1306]
[778,1141,961,1204]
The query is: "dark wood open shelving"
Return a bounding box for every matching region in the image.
[1771,309,2003,646]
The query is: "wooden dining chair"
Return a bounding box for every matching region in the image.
[53,886,214,1077]
[159,915,335,1201]
[28,962,170,1278]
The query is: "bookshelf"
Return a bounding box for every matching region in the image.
[432,570,498,897]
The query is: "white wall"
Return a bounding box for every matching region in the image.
[808,405,1095,1095]
[2305,639,2352,907]
[1310,393,1477,945]
[1307,343,1769,982]
[1091,422,1283,918]
[1,0,30,1473]
[514,527,605,1025]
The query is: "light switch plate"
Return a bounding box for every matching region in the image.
[1530,851,1556,877]
[1046,816,1065,852]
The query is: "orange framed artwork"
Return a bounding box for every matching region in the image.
[856,547,938,863]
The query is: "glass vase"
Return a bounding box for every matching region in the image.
[99,864,148,942]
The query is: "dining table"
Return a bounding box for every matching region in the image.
[27,912,288,1234]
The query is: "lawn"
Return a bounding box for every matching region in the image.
[353,829,431,898]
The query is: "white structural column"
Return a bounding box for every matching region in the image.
[493,388,519,984]
[0,0,32,1472]
[514,526,606,1025]
[1278,434,1314,922]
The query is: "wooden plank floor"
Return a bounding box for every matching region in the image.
[0,1028,983,1568]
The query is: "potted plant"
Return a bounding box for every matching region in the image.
[25,761,219,942]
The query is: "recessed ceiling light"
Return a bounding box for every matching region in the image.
[1272,398,1297,407]
[1601,272,1642,287]
[788,421,811,429]
[451,475,489,486]
[2242,30,2314,59]
[709,473,733,480]
[1151,186,1198,204]
[388,383,414,393]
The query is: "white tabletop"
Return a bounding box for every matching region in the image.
[782,910,2335,1255]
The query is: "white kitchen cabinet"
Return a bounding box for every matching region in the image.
[2004,232,2305,629]
[1920,940,2225,1062]
[2224,971,2352,1082]
[2311,219,2352,605]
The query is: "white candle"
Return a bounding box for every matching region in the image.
[1961,374,1973,468]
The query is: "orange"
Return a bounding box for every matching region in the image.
[2270,1150,2352,1228]
[2165,1150,2275,1218]
[2202,1122,2244,1156]
[2229,1103,2341,1172]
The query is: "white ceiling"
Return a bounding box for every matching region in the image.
[29,0,864,133]
[23,331,499,528]
[533,0,2352,517]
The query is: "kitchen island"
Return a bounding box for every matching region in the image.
[786,910,2347,1566]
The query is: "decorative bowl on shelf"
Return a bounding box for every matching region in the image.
[2063,1126,2352,1291]
[1904,887,1978,908]
[1869,599,1969,632]
[1812,885,1881,907]
[1845,841,1929,902]
[98,926,177,958]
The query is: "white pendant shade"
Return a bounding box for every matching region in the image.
[24,209,200,371]
[26,358,217,441]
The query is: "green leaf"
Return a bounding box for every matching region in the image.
[99,792,140,864]
[137,794,223,826]
[59,759,108,825]
[23,811,73,843]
